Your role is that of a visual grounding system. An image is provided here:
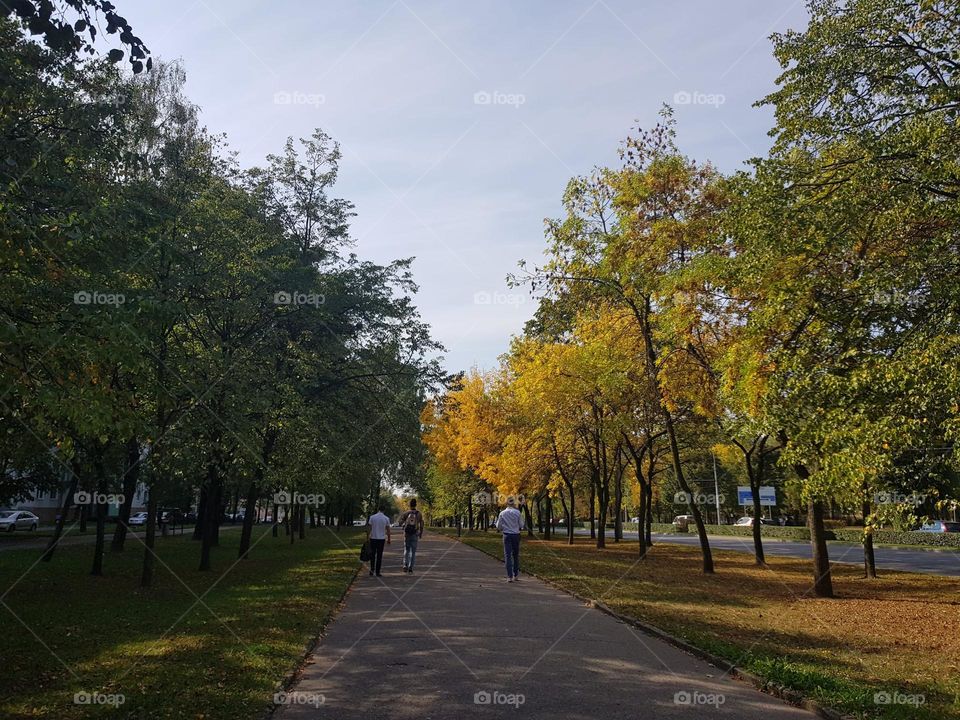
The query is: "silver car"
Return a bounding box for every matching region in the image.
[0,510,40,532]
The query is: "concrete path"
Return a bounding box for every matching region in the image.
[573,528,960,576]
[279,533,816,720]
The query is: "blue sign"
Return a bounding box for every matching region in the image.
[737,486,776,506]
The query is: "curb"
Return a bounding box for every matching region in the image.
[262,559,363,719]
[440,530,854,720]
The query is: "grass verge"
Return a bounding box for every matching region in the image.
[0,525,363,719]
[437,528,960,720]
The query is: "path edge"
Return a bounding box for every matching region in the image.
[434,530,854,720]
[261,560,363,719]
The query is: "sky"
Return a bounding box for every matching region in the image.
[124,0,810,374]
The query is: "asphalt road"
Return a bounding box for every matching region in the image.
[279,532,816,720]
[572,528,960,576]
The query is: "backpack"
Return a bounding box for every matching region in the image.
[404,510,420,536]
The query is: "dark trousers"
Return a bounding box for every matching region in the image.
[503,533,520,577]
[370,538,386,574]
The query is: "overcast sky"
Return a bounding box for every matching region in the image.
[124,0,810,374]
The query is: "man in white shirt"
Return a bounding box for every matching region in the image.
[494,496,525,582]
[366,505,392,577]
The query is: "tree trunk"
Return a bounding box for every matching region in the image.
[193,487,207,540]
[90,464,108,576]
[238,479,259,559]
[42,466,79,562]
[198,465,218,571]
[613,468,623,542]
[140,488,158,587]
[665,412,713,573]
[521,502,534,537]
[862,497,877,578]
[272,503,280,537]
[111,437,141,552]
[589,483,596,540]
[808,498,834,597]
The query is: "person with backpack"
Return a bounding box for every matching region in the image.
[494,496,525,582]
[397,498,424,573]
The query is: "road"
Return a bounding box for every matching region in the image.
[572,528,960,576]
[279,532,817,720]
[0,522,244,553]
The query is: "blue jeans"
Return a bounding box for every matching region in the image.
[403,533,419,570]
[503,533,520,577]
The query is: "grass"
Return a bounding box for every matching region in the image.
[0,525,363,719]
[438,528,960,720]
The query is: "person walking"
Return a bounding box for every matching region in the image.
[494,496,524,582]
[397,498,424,573]
[366,504,391,577]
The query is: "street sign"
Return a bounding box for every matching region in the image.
[737,486,776,506]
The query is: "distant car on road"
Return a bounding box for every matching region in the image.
[673,514,695,532]
[0,510,39,533]
[734,516,777,527]
[918,521,960,533]
[128,512,149,526]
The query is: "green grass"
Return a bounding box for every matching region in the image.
[438,528,960,720]
[0,525,363,719]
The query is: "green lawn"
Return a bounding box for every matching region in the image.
[438,528,960,720]
[0,525,363,719]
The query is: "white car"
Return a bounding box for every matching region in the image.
[734,516,754,526]
[0,510,39,532]
[128,512,149,526]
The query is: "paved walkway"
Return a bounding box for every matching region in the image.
[279,533,816,719]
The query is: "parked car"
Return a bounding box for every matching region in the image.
[0,510,39,532]
[629,516,640,524]
[918,521,960,533]
[128,511,149,526]
[673,514,695,532]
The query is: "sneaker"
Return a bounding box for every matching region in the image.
[507,577,513,583]
[402,565,408,572]
[369,571,374,576]
[513,575,519,581]
[376,573,383,577]
[408,568,413,574]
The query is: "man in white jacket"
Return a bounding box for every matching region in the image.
[494,496,525,582]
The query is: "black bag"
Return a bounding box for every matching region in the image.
[360,539,371,561]
[403,510,420,536]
